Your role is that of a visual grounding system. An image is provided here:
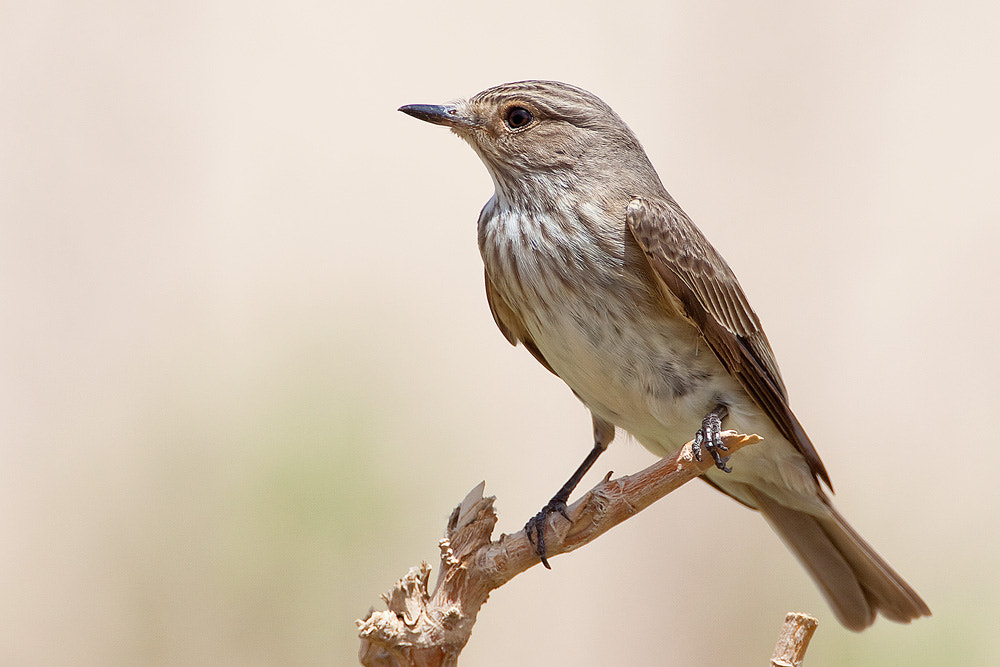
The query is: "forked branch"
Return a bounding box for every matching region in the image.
[357,431,761,666]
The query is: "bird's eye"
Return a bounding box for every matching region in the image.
[505,106,533,129]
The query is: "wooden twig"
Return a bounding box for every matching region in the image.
[357,431,760,666]
[771,612,819,667]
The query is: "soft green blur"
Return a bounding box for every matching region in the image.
[2,1,998,665]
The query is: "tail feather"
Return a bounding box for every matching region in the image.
[748,488,931,631]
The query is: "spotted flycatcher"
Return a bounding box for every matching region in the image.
[399,80,929,630]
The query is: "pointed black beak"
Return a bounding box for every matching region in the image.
[398,104,476,129]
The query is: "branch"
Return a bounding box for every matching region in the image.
[357,431,761,666]
[771,612,819,666]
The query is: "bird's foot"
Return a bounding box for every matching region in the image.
[525,496,572,569]
[692,409,732,473]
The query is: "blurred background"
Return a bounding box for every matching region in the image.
[2,0,998,664]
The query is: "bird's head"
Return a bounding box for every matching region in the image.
[400,80,658,203]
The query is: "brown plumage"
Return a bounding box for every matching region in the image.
[400,80,929,630]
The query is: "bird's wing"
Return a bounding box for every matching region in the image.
[484,269,558,376]
[626,197,830,488]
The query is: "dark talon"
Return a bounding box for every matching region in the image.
[693,405,732,473]
[525,498,571,569]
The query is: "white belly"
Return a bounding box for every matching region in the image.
[531,300,729,450]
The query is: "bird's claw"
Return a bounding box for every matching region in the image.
[525,497,571,569]
[692,412,732,473]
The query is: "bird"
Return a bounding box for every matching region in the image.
[398,80,930,631]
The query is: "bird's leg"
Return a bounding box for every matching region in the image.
[692,403,732,473]
[526,415,615,569]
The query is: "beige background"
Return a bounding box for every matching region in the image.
[2,1,998,664]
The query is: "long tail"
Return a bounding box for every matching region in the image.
[749,489,931,631]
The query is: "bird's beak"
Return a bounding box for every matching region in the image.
[398,103,477,129]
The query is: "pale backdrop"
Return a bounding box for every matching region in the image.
[2,0,998,664]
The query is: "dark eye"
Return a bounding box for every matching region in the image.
[505,106,533,129]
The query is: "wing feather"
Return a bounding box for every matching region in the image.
[484,269,557,375]
[626,197,831,488]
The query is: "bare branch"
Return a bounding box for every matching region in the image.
[771,612,819,667]
[358,431,761,666]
